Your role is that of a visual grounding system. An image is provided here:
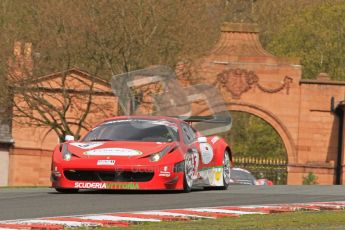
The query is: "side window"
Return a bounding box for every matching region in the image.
[182,124,192,144]
[187,126,197,141]
[181,123,196,144]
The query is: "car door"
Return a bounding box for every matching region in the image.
[181,123,200,180]
[189,125,216,171]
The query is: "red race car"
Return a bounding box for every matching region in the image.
[51,116,233,193]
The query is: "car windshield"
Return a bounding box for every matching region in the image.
[83,119,179,142]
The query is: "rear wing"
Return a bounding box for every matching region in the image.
[177,116,231,124]
[176,115,232,135]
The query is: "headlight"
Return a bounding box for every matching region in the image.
[61,144,72,161]
[150,153,161,162]
[149,146,171,162]
[63,151,72,161]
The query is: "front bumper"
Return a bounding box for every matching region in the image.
[51,160,184,190]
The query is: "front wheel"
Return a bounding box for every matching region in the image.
[217,151,231,190]
[55,188,79,193]
[183,152,196,193]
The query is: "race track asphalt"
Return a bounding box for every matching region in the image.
[0,185,345,220]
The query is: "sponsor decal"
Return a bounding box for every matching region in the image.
[213,168,223,185]
[199,166,224,186]
[215,171,222,181]
[159,166,171,177]
[84,148,142,156]
[207,171,213,184]
[70,142,105,149]
[75,182,106,189]
[159,172,171,177]
[200,143,214,164]
[97,160,115,165]
[106,183,140,190]
[211,136,220,144]
[74,182,140,190]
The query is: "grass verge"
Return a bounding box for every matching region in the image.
[106,210,345,230]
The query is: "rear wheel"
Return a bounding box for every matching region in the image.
[217,151,231,190]
[55,188,79,193]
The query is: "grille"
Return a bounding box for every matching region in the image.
[64,170,154,182]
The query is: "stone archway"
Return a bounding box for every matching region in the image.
[228,102,296,164]
[181,22,345,184]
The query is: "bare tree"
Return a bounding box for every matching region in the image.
[2,0,342,144]
[8,42,116,142]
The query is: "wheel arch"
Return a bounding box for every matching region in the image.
[211,138,231,166]
[225,146,233,163]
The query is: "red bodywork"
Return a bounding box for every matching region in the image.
[51,116,231,191]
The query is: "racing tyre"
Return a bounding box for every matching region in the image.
[55,188,79,193]
[183,152,195,193]
[216,151,231,190]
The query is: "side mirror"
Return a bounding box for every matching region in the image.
[65,135,75,142]
[197,136,207,143]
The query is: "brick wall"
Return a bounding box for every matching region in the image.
[8,147,52,186]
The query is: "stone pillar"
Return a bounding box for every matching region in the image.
[333,100,345,185]
[341,104,345,184]
[0,147,10,186]
[0,108,14,186]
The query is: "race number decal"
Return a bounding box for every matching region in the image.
[191,149,199,180]
[200,143,214,164]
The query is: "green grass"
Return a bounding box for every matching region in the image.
[106,211,345,230]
